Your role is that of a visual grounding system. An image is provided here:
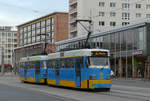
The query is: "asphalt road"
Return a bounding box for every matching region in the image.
[0,75,150,101]
[0,84,69,101]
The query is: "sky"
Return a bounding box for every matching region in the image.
[0,0,68,29]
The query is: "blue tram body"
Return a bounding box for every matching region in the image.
[19,49,112,90]
[19,56,47,83]
[46,49,112,90]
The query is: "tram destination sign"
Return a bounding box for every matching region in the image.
[91,51,108,57]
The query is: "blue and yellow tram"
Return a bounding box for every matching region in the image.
[46,49,112,90]
[19,56,47,83]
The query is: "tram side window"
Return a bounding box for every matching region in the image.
[28,61,32,69]
[47,60,56,68]
[31,61,35,69]
[56,60,59,69]
[76,57,84,68]
[65,58,74,68]
[35,61,40,69]
[47,60,51,68]
[20,62,24,69]
[60,59,65,68]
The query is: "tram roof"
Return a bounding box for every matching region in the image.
[20,55,47,62]
[56,20,149,45]
[47,49,109,59]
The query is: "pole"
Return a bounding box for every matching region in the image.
[1,46,4,76]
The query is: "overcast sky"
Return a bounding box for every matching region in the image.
[0,0,68,29]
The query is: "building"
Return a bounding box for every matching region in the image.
[56,21,150,78]
[0,26,17,70]
[14,12,69,72]
[69,0,150,38]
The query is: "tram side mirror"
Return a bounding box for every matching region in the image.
[86,58,90,67]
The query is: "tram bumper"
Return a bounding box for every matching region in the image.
[89,80,112,89]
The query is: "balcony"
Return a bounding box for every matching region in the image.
[69,0,77,5]
[70,26,77,31]
[69,17,77,23]
[70,26,77,33]
[69,8,77,14]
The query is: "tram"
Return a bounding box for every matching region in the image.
[46,49,112,90]
[19,55,47,83]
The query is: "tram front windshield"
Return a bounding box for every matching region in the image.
[87,56,109,68]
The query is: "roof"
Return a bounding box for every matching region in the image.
[20,55,47,62]
[47,49,110,59]
[56,20,149,45]
[17,12,68,27]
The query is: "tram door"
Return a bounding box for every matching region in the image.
[25,69,27,80]
[56,60,60,85]
[76,57,82,87]
[35,62,40,82]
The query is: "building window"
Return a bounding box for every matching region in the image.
[99,12,105,16]
[8,39,11,42]
[110,2,116,7]
[32,30,35,36]
[37,29,40,35]
[146,14,150,18]
[99,21,105,26]
[14,33,17,36]
[41,27,45,34]
[46,19,51,25]
[147,4,150,10]
[136,13,141,18]
[110,12,116,17]
[37,36,40,41]
[24,39,27,44]
[110,22,116,26]
[28,32,31,37]
[51,25,54,31]
[28,26,31,31]
[41,20,46,27]
[32,24,35,30]
[122,22,130,26]
[46,26,50,32]
[122,3,130,10]
[14,39,17,42]
[41,35,45,40]
[99,2,105,7]
[136,4,141,9]
[36,22,41,28]
[122,13,130,20]
[51,18,54,24]
[32,37,36,42]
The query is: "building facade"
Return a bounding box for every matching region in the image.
[69,0,150,38]
[56,21,150,78]
[0,26,17,68]
[14,12,69,72]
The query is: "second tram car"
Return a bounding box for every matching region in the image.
[19,56,47,83]
[46,49,112,90]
